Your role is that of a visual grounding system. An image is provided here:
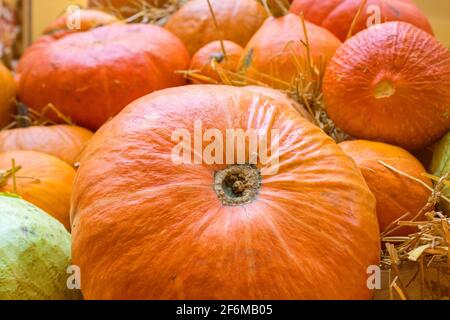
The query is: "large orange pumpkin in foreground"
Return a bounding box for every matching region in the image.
[17,24,190,130]
[0,150,76,230]
[0,63,16,129]
[289,0,433,41]
[339,140,432,236]
[165,0,267,55]
[0,125,93,166]
[189,40,244,84]
[324,22,450,150]
[241,13,341,89]
[71,85,380,300]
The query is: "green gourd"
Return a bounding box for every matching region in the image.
[430,131,450,212]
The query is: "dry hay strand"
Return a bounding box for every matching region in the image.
[379,164,450,300]
[89,0,188,25]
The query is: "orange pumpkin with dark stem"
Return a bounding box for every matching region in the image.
[241,13,341,89]
[16,24,189,130]
[0,125,93,166]
[339,140,432,236]
[43,9,119,37]
[0,150,76,230]
[88,0,169,17]
[289,0,433,41]
[323,22,450,151]
[0,63,16,129]
[165,0,267,55]
[189,40,244,84]
[71,85,380,300]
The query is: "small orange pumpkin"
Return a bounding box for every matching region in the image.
[0,63,16,129]
[324,22,450,150]
[241,13,341,89]
[165,0,268,55]
[0,150,76,230]
[339,140,432,236]
[0,125,93,166]
[189,40,244,84]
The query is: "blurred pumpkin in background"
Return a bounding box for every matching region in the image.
[88,0,169,17]
[0,62,16,129]
[289,0,433,41]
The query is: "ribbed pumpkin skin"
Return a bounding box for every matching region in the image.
[339,140,432,236]
[289,0,433,41]
[43,9,119,35]
[0,63,16,129]
[324,22,450,151]
[71,85,380,300]
[16,24,190,130]
[0,151,76,230]
[190,40,244,84]
[242,14,341,89]
[0,125,93,165]
[165,0,267,55]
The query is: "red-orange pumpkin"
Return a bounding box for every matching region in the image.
[71,85,380,299]
[189,40,244,84]
[241,13,341,89]
[0,150,76,230]
[0,125,93,165]
[323,22,450,150]
[43,9,119,37]
[88,0,169,17]
[165,0,268,55]
[289,0,433,41]
[16,24,190,130]
[339,140,432,236]
[0,62,16,129]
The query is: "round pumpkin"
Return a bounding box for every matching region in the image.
[43,9,119,36]
[430,131,450,212]
[0,125,93,165]
[244,85,314,122]
[71,85,380,300]
[324,22,450,151]
[165,0,268,55]
[241,13,341,89]
[88,0,169,17]
[16,24,190,130]
[0,150,76,230]
[0,194,81,300]
[0,62,16,129]
[289,0,433,41]
[339,140,432,236]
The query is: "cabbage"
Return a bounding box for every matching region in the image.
[0,194,81,300]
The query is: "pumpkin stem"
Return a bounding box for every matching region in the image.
[374,80,396,99]
[259,0,289,18]
[15,102,32,128]
[214,165,262,206]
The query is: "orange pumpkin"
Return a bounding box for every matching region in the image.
[244,85,314,122]
[16,24,190,130]
[189,40,244,84]
[289,0,433,41]
[43,9,119,36]
[0,63,16,129]
[323,22,450,150]
[165,0,267,55]
[88,0,169,17]
[71,85,380,300]
[0,125,93,165]
[0,150,76,230]
[339,140,432,236]
[241,13,341,89]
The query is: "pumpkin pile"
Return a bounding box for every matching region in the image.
[0,0,449,300]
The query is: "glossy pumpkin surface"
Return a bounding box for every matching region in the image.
[324,22,450,150]
[289,0,433,41]
[0,63,16,129]
[0,150,76,230]
[0,125,93,165]
[72,85,380,300]
[165,0,267,55]
[16,24,190,130]
[190,40,244,84]
[340,140,432,236]
[241,14,341,89]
